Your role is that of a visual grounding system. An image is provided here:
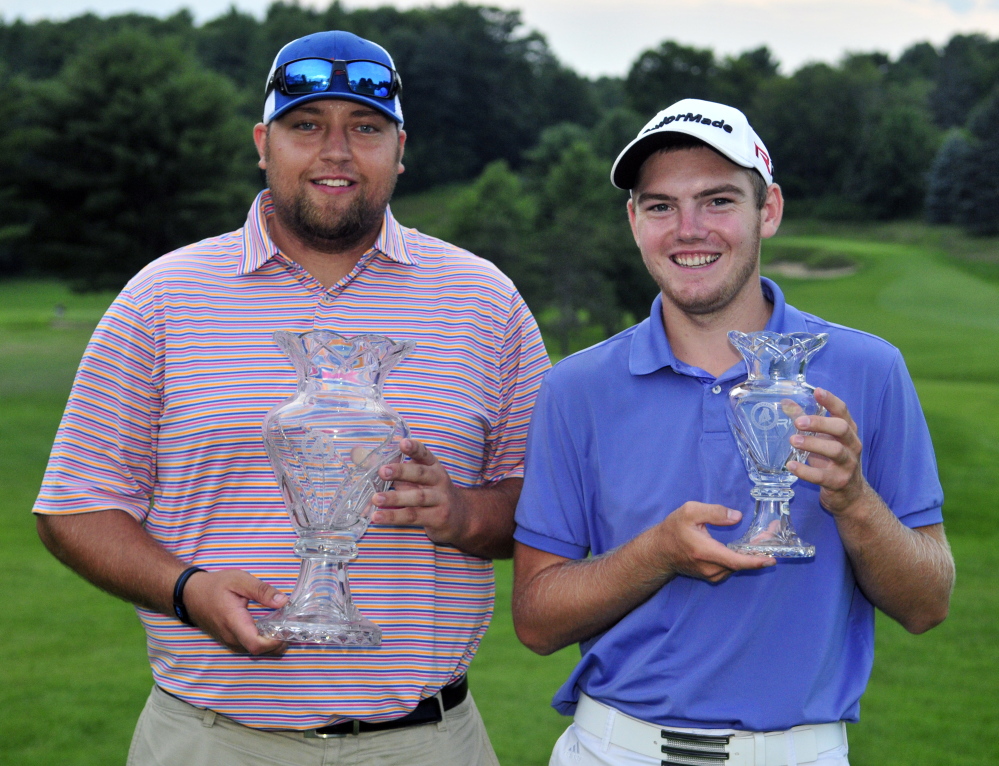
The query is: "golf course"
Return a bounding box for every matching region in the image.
[1,219,996,765]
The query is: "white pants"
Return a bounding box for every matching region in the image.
[549,721,850,766]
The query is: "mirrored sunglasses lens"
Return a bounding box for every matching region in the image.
[346,61,394,98]
[283,59,334,94]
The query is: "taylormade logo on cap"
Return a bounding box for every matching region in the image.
[610,98,774,189]
[644,111,734,134]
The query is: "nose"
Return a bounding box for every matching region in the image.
[676,205,706,241]
[318,124,352,163]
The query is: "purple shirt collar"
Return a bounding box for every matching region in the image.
[629,277,808,381]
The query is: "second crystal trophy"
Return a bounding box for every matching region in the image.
[726,330,828,558]
[257,330,413,645]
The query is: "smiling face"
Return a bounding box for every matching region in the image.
[253,99,406,255]
[627,145,783,319]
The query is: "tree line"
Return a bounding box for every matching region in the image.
[0,3,997,329]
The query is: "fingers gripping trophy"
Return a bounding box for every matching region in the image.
[257,330,413,645]
[726,330,828,558]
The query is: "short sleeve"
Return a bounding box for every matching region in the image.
[33,289,160,521]
[514,375,592,560]
[480,290,550,484]
[864,351,944,528]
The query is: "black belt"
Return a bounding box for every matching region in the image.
[306,675,468,738]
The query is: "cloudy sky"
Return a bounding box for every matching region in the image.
[3,0,999,76]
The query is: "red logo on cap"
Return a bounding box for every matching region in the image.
[755,144,772,175]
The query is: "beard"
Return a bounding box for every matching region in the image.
[647,218,762,316]
[266,170,397,255]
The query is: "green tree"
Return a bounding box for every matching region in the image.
[845,84,940,219]
[714,46,781,112]
[624,42,779,118]
[522,122,592,180]
[10,29,257,289]
[369,5,595,191]
[590,76,627,111]
[890,41,940,84]
[929,34,999,128]
[0,63,33,275]
[195,6,268,95]
[625,41,718,115]
[0,10,197,80]
[752,61,877,209]
[954,89,999,235]
[535,141,643,353]
[925,130,972,224]
[444,160,541,303]
[590,107,646,161]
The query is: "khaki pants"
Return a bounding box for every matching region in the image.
[127,685,501,766]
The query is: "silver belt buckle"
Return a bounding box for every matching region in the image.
[304,720,360,738]
[660,729,730,766]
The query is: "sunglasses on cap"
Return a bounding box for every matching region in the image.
[266,58,401,100]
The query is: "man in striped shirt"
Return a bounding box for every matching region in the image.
[33,31,549,766]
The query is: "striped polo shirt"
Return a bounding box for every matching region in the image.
[34,190,550,729]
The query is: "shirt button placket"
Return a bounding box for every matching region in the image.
[704,381,729,433]
[315,290,336,329]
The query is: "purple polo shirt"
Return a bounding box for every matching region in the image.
[514,278,943,732]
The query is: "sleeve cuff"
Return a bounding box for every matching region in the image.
[899,506,945,529]
[33,485,150,523]
[514,526,589,560]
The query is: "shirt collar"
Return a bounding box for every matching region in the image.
[629,277,807,377]
[237,190,420,276]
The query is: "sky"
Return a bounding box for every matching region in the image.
[3,0,999,77]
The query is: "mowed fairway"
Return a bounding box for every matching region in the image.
[1,224,997,765]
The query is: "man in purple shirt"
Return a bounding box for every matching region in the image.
[512,99,954,766]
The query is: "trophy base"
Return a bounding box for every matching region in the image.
[255,555,382,646]
[257,611,382,646]
[730,490,815,559]
[728,541,815,558]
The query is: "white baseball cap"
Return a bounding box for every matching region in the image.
[610,98,774,189]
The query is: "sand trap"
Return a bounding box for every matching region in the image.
[764,261,858,279]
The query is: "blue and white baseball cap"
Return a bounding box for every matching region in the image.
[611,99,773,189]
[263,31,403,125]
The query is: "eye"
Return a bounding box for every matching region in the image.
[355,123,380,134]
[293,121,319,132]
[709,197,735,207]
[646,203,672,213]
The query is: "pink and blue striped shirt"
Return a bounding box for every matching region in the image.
[34,190,550,729]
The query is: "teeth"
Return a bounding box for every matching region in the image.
[673,253,720,267]
[315,179,351,187]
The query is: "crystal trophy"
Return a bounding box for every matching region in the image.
[257,330,413,645]
[726,330,828,558]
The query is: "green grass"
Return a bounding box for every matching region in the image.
[0,288,152,763]
[760,228,999,764]
[2,220,998,764]
[853,537,999,765]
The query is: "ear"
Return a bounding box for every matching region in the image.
[253,123,269,170]
[396,128,407,175]
[760,184,784,240]
[627,196,640,247]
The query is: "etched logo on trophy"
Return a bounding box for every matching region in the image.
[750,402,783,431]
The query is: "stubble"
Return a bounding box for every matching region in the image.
[265,143,400,255]
[648,216,762,317]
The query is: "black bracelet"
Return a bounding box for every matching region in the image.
[172,566,205,626]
